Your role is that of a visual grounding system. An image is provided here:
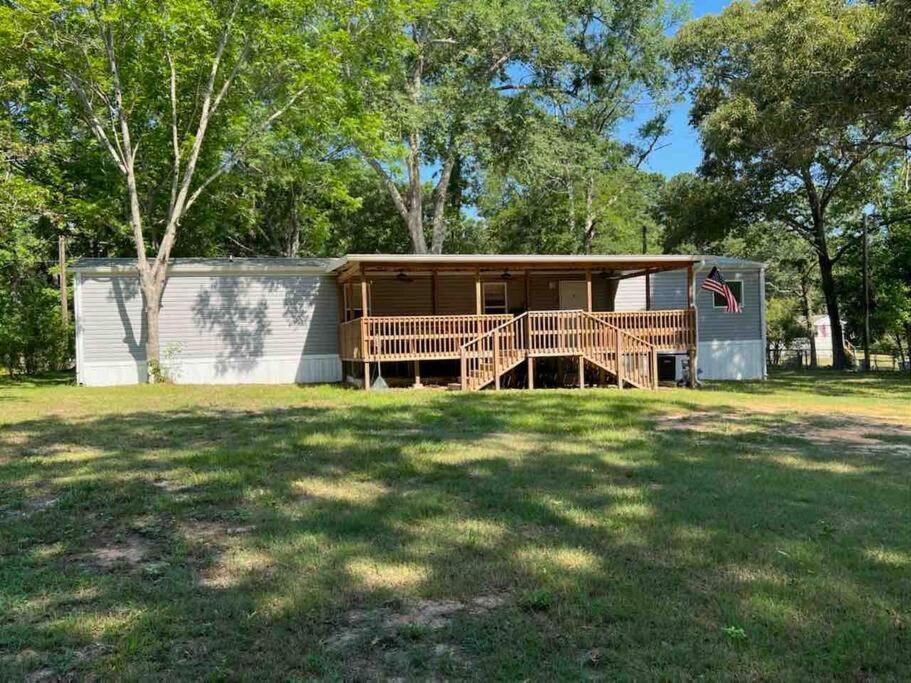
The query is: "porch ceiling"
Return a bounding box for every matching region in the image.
[333,254,702,283]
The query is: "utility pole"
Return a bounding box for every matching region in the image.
[862,215,871,372]
[58,234,68,328]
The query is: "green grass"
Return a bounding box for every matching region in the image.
[1,371,909,679]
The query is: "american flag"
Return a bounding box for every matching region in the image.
[700,267,741,313]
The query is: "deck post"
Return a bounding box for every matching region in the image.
[615,331,624,389]
[493,330,500,390]
[460,348,467,391]
[688,347,697,389]
[475,269,482,316]
[527,356,534,389]
[686,264,697,388]
[578,355,585,388]
[651,350,658,390]
[363,361,371,391]
[413,360,422,388]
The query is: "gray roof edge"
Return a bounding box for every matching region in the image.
[72,257,342,274]
[334,253,765,269]
[72,253,765,273]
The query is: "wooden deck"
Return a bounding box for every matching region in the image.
[339,309,696,391]
[339,309,695,363]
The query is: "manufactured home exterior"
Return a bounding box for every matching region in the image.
[73,254,766,388]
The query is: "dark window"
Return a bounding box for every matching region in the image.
[483,282,508,314]
[712,280,743,309]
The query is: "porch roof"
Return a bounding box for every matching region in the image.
[332,253,763,282]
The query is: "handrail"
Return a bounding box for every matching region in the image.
[460,313,529,391]
[583,312,653,349]
[581,312,657,389]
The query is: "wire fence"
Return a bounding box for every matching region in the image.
[768,349,909,372]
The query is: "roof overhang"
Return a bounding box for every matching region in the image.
[333,254,714,283]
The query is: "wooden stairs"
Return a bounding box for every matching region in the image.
[459,310,658,391]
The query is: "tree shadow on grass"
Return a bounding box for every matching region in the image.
[1,390,909,679]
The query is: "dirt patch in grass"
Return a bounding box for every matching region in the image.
[654,410,911,455]
[82,534,152,570]
[1,493,60,519]
[180,520,256,544]
[325,594,506,650]
[801,421,911,452]
[324,595,506,678]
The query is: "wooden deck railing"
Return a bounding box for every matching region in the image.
[339,309,693,362]
[592,309,695,351]
[339,314,512,361]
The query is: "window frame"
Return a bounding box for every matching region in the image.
[482,281,508,315]
[711,279,744,310]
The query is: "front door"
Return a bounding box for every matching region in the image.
[559,280,588,310]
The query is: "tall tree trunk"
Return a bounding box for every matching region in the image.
[582,175,595,254]
[799,275,818,368]
[141,276,165,382]
[893,332,905,371]
[817,249,847,369]
[906,323,911,381]
[801,174,846,369]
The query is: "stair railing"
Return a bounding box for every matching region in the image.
[460,312,528,391]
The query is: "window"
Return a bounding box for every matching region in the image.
[483,282,508,314]
[712,280,743,310]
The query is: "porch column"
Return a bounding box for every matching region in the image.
[475,269,482,315]
[585,270,593,312]
[578,355,585,388]
[527,356,534,389]
[686,263,696,308]
[686,263,697,388]
[524,271,530,311]
[361,276,370,391]
[645,269,651,311]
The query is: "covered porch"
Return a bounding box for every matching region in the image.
[333,255,701,390]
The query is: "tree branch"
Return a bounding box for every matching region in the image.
[363,155,410,222]
[430,153,456,254]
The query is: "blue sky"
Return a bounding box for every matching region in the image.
[620,0,733,178]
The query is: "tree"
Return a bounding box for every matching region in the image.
[0,121,70,375]
[2,0,384,380]
[479,0,676,255]
[349,0,544,254]
[674,0,907,368]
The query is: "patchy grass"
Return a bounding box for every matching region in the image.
[1,370,909,679]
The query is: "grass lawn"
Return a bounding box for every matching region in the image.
[1,371,909,679]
